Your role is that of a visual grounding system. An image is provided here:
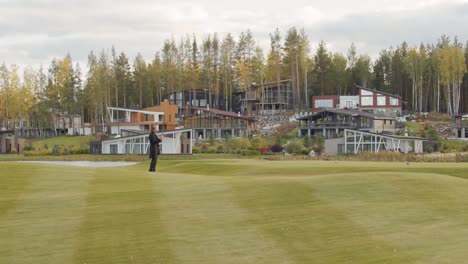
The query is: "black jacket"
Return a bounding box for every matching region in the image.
[149,132,161,158]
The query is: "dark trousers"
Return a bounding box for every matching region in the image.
[149,155,158,171]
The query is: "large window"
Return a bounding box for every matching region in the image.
[377,96,386,106]
[110,144,118,154]
[360,117,370,127]
[315,99,333,108]
[361,97,373,106]
[390,98,399,106]
[361,90,373,96]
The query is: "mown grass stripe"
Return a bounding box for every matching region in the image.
[310,172,468,263]
[74,163,175,264]
[229,176,417,263]
[0,162,35,217]
[0,163,93,264]
[154,173,293,264]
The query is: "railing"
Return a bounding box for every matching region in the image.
[299,122,357,128]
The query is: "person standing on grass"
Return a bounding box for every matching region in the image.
[149,125,162,172]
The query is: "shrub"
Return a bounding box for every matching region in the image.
[51,145,60,156]
[241,150,259,156]
[259,146,268,155]
[285,141,303,155]
[192,147,200,153]
[23,145,35,151]
[200,144,209,153]
[216,145,224,153]
[250,137,266,149]
[208,146,217,153]
[423,145,434,153]
[70,148,90,154]
[270,144,283,153]
[303,135,312,148]
[227,138,250,151]
[63,148,70,155]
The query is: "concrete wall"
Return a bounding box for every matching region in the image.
[373,119,397,134]
[324,138,345,155]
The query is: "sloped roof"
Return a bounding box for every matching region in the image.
[356,85,402,98]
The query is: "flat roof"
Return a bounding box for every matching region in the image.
[297,108,395,121]
[189,107,256,121]
[107,107,164,115]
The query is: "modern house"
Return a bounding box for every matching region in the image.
[357,86,402,116]
[164,89,224,116]
[85,100,178,135]
[184,106,256,139]
[454,114,468,139]
[98,128,193,155]
[311,95,360,112]
[0,129,34,154]
[297,108,400,138]
[324,129,426,155]
[310,86,401,117]
[296,108,427,155]
[311,95,339,112]
[234,80,293,115]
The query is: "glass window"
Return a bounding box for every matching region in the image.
[315,99,333,108]
[390,98,399,106]
[361,90,373,96]
[110,144,118,154]
[360,118,370,127]
[361,97,373,106]
[377,96,386,106]
[377,109,386,115]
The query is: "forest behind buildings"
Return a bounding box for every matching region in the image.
[0,28,467,129]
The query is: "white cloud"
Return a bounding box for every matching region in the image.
[0,0,467,71]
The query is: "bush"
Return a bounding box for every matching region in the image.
[63,148,70,155]
[208,146,217,153]
[423,145,434,153]
[285,141,303,155]
[250,137,266,149]
[51,145,60,156]
[200,144,209,153]
[69,148,90,154]
[241,150,259,156]
[303,135,312,148]
[227,138,250,151]
[23,145,35,151]
[192,147,200,153]
[270,144,283,153]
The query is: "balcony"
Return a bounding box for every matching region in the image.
[299,122,357,129]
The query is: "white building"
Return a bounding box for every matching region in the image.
[100,129,192,155]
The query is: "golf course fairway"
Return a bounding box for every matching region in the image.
[1,159,467,263]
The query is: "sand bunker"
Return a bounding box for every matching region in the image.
[20,161,139,167]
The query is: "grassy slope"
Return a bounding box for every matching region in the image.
[31,135,93,149]
[1,160,468,263]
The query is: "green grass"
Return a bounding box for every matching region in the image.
[1,160,468,263]
[30,135,93,149]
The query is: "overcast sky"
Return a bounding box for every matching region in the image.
[1,0,467,72]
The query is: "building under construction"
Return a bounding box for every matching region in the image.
[233,80,293,115]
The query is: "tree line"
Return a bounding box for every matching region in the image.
[0,28,467,130]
